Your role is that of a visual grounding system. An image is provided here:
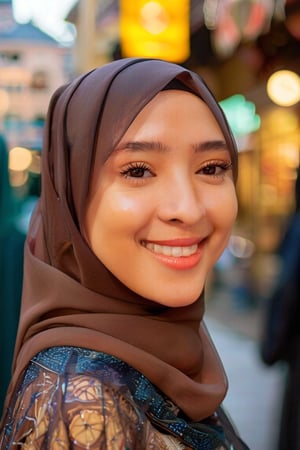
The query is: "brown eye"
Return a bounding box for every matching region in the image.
[202,165,218,175]
[198,161,232,177]
[121,162,153,179]
[128,167,147,178]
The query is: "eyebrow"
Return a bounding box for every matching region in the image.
[115,140,229,153]
[115,140,167,153]
[192,140,229,152]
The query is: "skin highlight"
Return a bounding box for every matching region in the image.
[85,90,238,307]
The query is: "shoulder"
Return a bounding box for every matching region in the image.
[2,347,190,449]
[1,348,146,448]
[2,348,238,449]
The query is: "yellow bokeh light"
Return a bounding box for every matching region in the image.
[120,0,190,62]
[267,70,300,107]
[9,170,29,187]
[140,2,169,34]
[9,147,33,171]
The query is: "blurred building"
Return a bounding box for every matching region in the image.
[0,0,73,150]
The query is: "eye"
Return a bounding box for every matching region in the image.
[198,161,232,177]
[120,162,154,179]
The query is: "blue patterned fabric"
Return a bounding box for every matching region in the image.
[1,347,247,449]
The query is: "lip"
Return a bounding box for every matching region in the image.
[141,237,205,270]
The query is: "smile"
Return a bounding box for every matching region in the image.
[141,239,203,270]
[143,242,198,257]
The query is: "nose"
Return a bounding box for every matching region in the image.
[157,172,205,225]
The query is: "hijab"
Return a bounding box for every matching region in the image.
[6,58,238,422]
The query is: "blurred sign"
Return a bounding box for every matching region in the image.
[219,94,261,136]
[120,0,190,62]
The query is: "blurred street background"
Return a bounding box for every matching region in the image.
[1,0,300,448]
[206,300,284,450]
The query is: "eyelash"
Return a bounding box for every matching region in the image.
[120,160,232,180]
[120,162,153,179]
[198,160,233,177]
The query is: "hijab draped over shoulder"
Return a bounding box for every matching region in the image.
[8,58,238,422]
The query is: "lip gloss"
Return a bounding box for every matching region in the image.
[151,251,202,270]
[145,242,203,270]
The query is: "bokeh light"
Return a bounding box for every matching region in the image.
[9,147,33,171]
[267,70,300,107]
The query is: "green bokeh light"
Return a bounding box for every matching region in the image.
[220,94,261,137]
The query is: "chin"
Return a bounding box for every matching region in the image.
[149,290,203,308]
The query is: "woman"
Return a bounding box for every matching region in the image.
[0,58,247,449]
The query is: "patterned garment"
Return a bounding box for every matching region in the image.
[0,347,239,449]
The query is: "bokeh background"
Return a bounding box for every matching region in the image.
[1,1,300,448]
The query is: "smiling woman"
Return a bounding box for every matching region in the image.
[0,58,248,449]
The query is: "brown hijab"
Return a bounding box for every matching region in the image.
[8,58,238,422]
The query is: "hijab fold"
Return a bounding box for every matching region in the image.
[6,58,238,422]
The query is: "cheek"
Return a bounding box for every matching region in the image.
[208,186,238,230]
[223,193,238,227]
[106,189,150,222]
[206,188,237,264]
[87,188,152,241]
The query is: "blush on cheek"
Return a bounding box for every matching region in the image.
[109,193,144,215]
[115,199,137,213]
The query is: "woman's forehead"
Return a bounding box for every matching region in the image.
[115,90,225,145]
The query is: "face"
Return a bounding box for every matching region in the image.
[85,90,238,307]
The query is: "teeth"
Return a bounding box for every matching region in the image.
[144,242,198,257]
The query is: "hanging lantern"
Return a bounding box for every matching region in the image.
[120,0,190,62]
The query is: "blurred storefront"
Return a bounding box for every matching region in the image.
[0,0,73,203]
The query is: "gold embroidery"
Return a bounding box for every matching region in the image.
[5,368,222,449]
[117,392,140,424]
[145,421,190,449]
[19,395,50,447]
[159,434,188,449]
[50,420,69,450]
[69,409,103,446]
[66,375,102,402]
